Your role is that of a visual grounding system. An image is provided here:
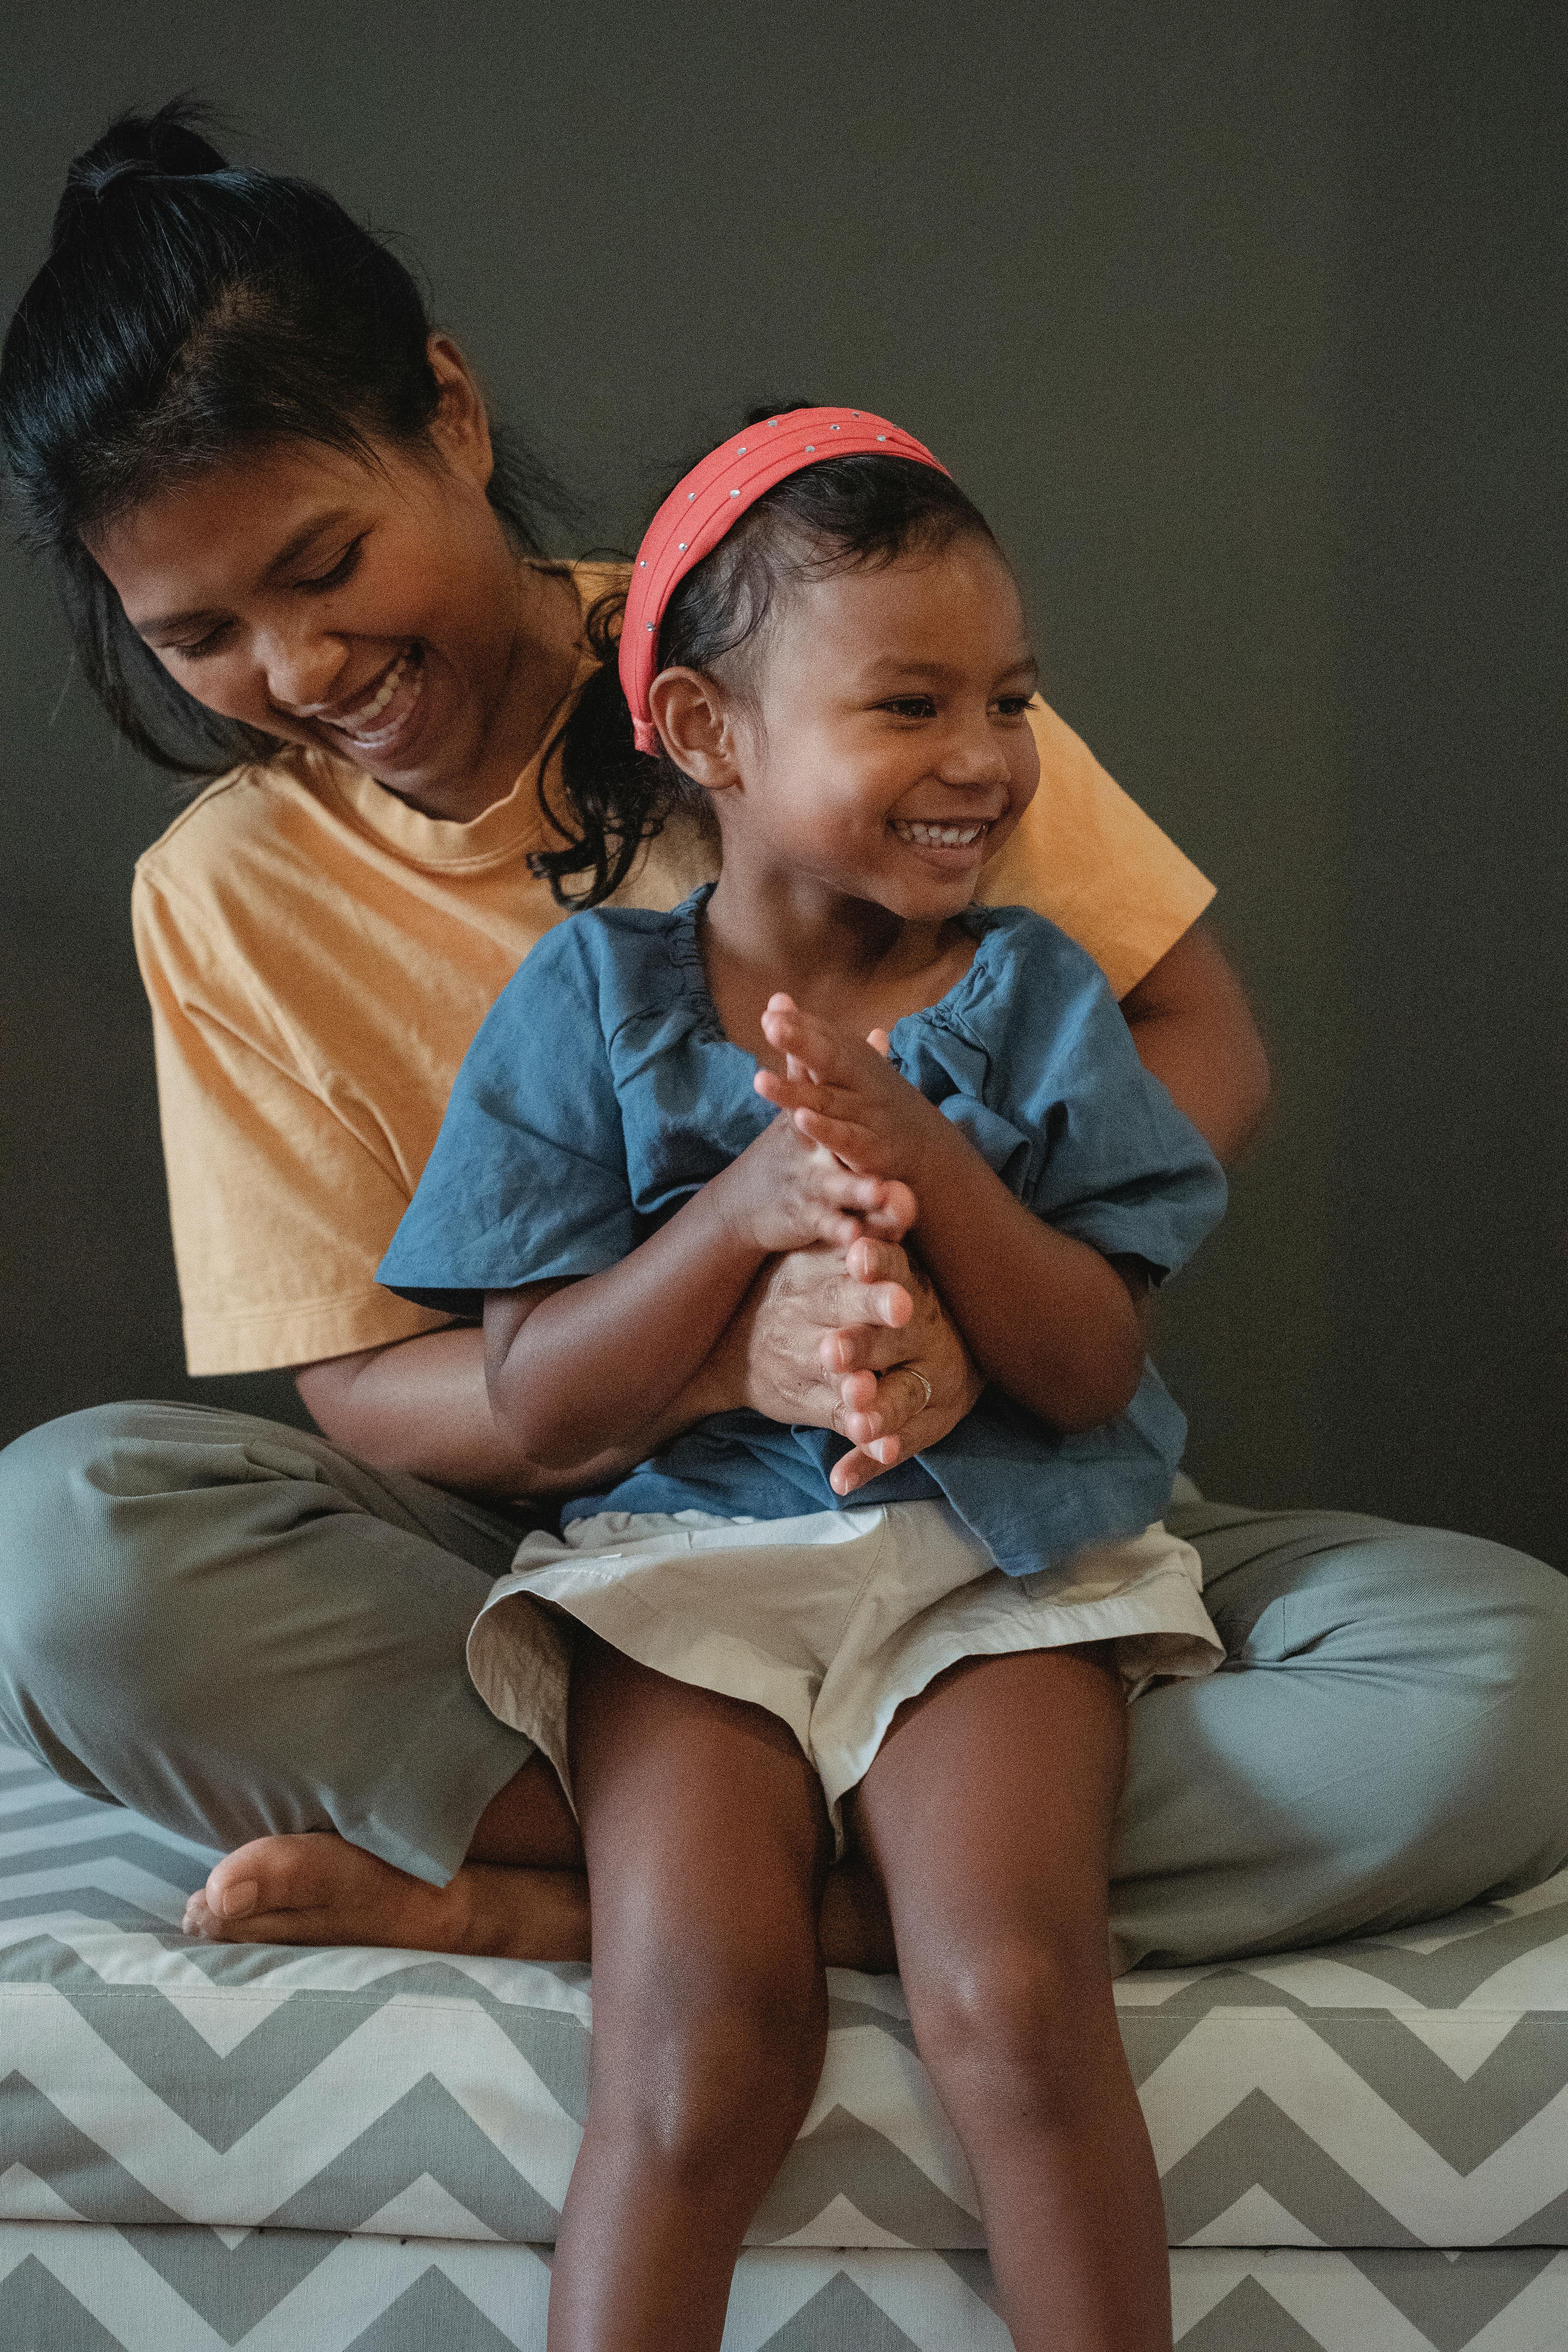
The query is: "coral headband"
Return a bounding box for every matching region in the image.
[619,407,950,753]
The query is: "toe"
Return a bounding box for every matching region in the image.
[193,1835,318,1942]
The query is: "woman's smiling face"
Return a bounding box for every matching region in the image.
[88,342,551,817]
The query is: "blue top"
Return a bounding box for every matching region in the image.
[379,889,1226,1575]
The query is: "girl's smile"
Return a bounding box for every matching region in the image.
[887,812,998,873]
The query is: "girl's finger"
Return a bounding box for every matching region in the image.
[815,1168,891,1215]
[753,1063,858,1114]
[859,1181,918,1239]
[837,1171,893,1205]
[753,1067,829,1112]
[761,1000,853,1077]
[791,1108,883,1167]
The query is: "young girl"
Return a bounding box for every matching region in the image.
[380,409,1229,2352]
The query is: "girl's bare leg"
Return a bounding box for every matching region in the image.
[549,1636,832,2352]
[849,1648,1171,2352]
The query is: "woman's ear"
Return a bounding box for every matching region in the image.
[426,334,495,492]
[648,668,744,793]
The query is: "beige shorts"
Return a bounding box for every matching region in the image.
[466,1498,1223,1851]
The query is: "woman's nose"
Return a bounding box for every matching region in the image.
[255,625,346,714]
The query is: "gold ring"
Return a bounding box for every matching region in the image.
[910,1368,933,1412]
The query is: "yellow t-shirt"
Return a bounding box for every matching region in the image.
[133,568,1214,1376]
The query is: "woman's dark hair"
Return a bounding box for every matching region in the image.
[0,98,566,776]
[536,407,996,909]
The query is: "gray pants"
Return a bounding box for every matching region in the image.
[1,1401,1564,1967]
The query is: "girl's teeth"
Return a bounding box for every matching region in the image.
[896,819,985,846]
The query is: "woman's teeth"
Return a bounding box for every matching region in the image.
[892,819,987,847]
[335,649,423,739]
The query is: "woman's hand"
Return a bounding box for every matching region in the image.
[706,1232,984,1495]
[826,1237,986,1492]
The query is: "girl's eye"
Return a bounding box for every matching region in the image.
[301,539,365,592]
[882,696,937,719]
[995,695,1033,717]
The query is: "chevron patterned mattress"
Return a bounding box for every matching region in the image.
[4,1735,1568,2350]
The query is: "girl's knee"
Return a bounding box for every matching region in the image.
[599,1946,828,2178]
[908,1929,1114,2113]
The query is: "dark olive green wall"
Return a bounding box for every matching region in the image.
[3,2,1563,1558]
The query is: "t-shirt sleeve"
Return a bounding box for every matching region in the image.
[947,919,1227,1281]
[377,921,635,1314]
[974,700,1214,998]
[134,864,459,1376]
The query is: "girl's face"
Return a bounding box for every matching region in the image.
[88,342,558,819]
[680,530,1041,922]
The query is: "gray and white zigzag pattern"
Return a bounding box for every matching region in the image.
[4,2229,1568,2350]
[5,1739,1568,2348]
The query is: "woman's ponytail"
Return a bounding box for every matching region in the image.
[532,588,701,909]
[51,102,227,244]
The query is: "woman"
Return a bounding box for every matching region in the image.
[0,104,1562,1974]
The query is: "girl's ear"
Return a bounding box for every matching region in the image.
[647,667,744,793]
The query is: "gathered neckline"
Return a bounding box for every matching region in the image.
[663,882,1008,1057]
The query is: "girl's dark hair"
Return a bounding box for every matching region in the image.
[0,98,566,776]
[536,408,996,909]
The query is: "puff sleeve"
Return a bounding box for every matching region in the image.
[377,920,636,1313]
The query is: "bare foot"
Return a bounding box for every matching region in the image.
[182,1833,591,1962]
[182,1832,895,1971]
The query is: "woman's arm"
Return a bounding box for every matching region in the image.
[1121,918,1270,1165]
[296,1230,961,1498]
[482,1122,908,1471]
[295,1325,735,1499]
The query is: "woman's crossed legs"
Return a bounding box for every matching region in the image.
[552,1634,1168,2352]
